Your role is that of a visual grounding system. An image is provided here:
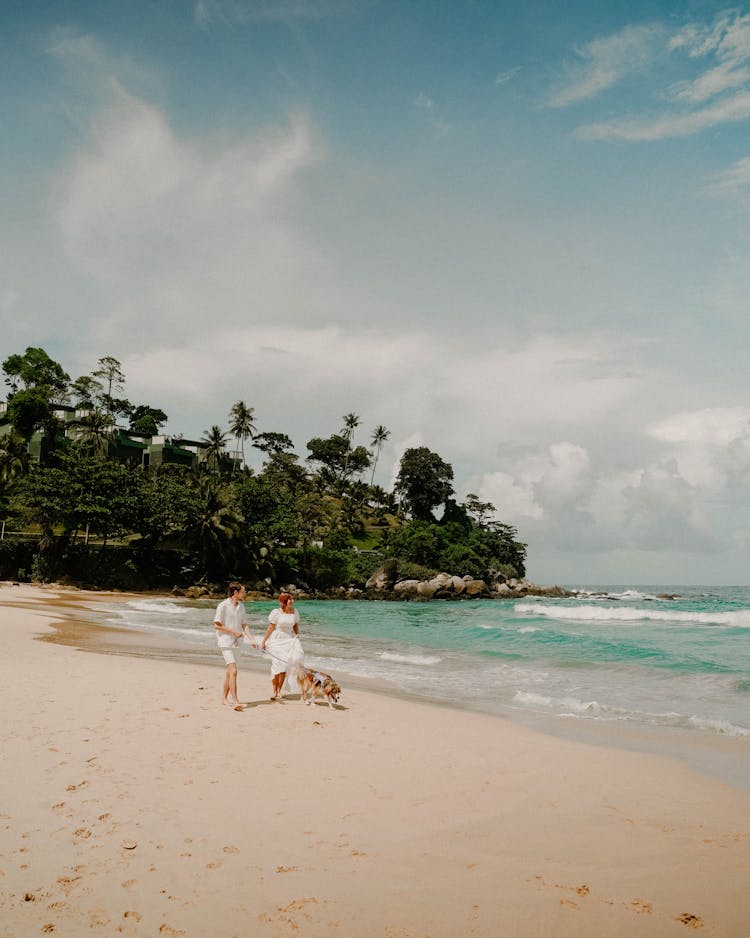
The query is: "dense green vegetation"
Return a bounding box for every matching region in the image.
[0,347,526,592]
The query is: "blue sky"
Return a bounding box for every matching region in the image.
[2,1,750,585]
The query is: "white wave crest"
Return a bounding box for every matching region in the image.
[687,716,750,737]
[514,602,750,627]
[513,691,552,707]
[126,600,186,615]
[517,626,541,634]
[379,652,442,666]
[513,691,601,714]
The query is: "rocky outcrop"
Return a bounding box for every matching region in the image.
[365,559,399,591]
[184,585,210,599]
[390,571,491,600]
[364,563,577,601]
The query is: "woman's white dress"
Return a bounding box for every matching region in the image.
[266,609,304,677]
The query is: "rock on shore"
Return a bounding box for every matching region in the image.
[365,562,575,600]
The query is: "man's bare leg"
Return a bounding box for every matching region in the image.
[224,664,242,710]
[222,667,231,704]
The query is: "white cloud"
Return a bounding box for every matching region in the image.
[468,470,543,520]
[577,88,750,141]
[467,441,590,522]
[669,11,750,63]
[552,11,750,142]
[668,60,750,104]
[646,407,750,445]
[547,24,664,107]
[705,155,750,196]
[55,88,324,351]
[495,66,521,85]
[463,402,750,564]
[645,408,750,494]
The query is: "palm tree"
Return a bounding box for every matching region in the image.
[184,475,242,577]
[201,425,229,474]
[0,431,31,485]
[341,413,360,441]
[340,413,360,482]
[228,401,257,471]
[74,410,113,459]
[369,424,390,485]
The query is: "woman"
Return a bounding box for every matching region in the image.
[261,592,304,700]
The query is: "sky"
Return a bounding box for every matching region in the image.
[2,0,750,586]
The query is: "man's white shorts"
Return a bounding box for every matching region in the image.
[221,648,238,666]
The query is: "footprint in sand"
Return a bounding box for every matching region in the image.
[65,781,88,792]
[631,899,653,914]
[276,866,298,873]
[158,926,185,936]
[73,828,92,840]
[222,845,240,854]
[121,880,137,889]
[56,876,82,892]
[42,925,55,933]
[123,911,141,922]
[677,913,704,929]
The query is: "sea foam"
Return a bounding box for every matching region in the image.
[515,602,750,628]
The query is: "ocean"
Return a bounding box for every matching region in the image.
[87,584,750,741]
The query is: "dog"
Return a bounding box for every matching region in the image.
[295,667,341,709]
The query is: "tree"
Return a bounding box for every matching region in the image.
[252,431,294,457]
[228,401,256,470]
[93,356,125,417]
[463,493,496,527]
[18,452,141,551]
[394,447,454,521]
[73,410,113,459]
[2,348,69,454]
[0,431,31,486]
[340,413,361,480]
[69,375,105,409]
[132,465,195,548]
[369,424,390,485]
[183,474,242,578]
[5,387,55,440]
[129,405,168,437]
[201,425,229,473]
[306,434,371,493]
[341,413,360,441]
[2,347,69,398]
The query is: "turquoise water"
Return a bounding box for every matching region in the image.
[90,585,750,738]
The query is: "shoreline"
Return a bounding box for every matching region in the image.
[34,582,750,796]
[3,583,750,936]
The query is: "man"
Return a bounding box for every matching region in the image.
[214,582,252,711]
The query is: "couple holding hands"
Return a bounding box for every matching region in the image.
[214,584,304,710]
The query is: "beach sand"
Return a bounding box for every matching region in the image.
[1,584,749,937]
